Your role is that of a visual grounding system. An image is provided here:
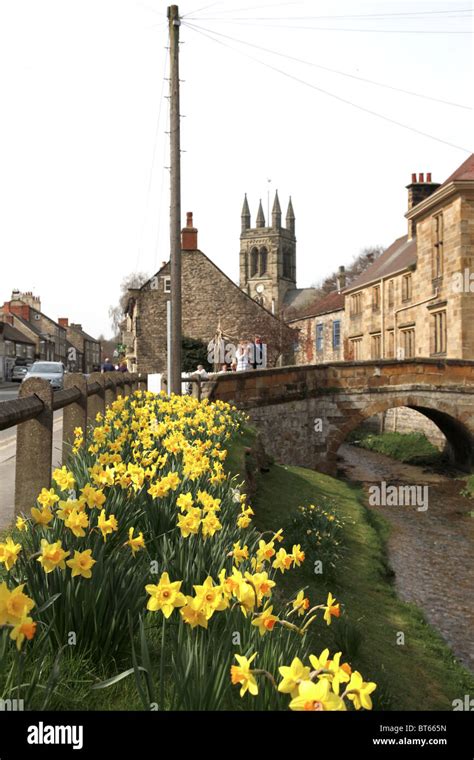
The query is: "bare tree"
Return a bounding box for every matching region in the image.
[108,271,149,334]
[311,245,385,296]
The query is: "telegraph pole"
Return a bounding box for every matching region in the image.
[168,4,182,395]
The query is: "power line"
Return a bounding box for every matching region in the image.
[187,7,472,21]
[186,20,471,33]
[185,21,470,110]
[184,1,306,18]
[183,21,472,153]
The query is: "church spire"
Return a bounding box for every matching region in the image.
[272,190,282,229]
[241,193,251,232]
[286,196,295,234]
[256,199,266,228]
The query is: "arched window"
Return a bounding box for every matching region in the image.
[250,247,259,277]
[283,247,292,278]
[259,247,268,276]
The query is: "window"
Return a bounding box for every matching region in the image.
[283,247,292,279]
[372,285,380,312]
[402,274,412,302]
[371,333,381,359]
[386,330,394,358]
[315,323,324,352]
[259,247,268,276]
[332,320,341,350]
[400,328,415,359]
[388,280,394,307]
[250,248,258,278]
[349,337,363,360]
[163,276,171,293]
[433,213,444,279]
[350,292,362,316]
[431,310,447,355]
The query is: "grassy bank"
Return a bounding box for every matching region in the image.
[235,434,473,711]
[349,430,443,466]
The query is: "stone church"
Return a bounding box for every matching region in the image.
[123,194,307,374]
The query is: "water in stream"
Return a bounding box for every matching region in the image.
[337,443,474,673]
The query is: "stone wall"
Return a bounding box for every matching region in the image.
[291,309,344,365]
[355,407,447,449]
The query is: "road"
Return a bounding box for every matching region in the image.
[0,385,63,530]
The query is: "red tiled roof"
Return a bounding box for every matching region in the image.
[345,235,416,292]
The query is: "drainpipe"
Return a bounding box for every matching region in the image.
[380,276,385,358]
[394,288,439,357]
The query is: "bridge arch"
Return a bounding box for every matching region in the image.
[327,395,474,472]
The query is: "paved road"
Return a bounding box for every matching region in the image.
[0,409,63,531]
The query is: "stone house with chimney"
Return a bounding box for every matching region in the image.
[123,210,297,374]
[1,292,67,363]
[344,154,474,361]
[58,319,101,373]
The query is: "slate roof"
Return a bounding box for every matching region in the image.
[344,235,416,292]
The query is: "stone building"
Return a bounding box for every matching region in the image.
[123,213,297,374]
[286,290,345,365]
[1,292,66,363]
[343,155,474,360]
[0,320,36,381]
[58,318,101,373]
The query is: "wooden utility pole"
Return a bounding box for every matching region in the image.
[168,4,182,395]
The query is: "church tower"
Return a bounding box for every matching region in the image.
[239,191,296,314]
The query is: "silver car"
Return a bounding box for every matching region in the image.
[23,361,65,390]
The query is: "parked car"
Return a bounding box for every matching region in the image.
[11,358,33,382]
[23,361,65,390]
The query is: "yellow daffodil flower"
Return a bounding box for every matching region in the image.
[98,510,118,541]
[65,509,89,538]
[323,592,340,625]
[251,605,279,636]
[66,549,96,579]
[10,616,37,650]
[37,539,69,573]
[289,679,346,711]
[230,653,259,698]
[292,590,310,617]
[124,527,146,556]
[0,537,22,571]
[145,572,186,618]
[345,671,377,710]
[278,657,311,696]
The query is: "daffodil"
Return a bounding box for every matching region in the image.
[292,590,310,617]
[323,592,340,625]
[65,509,89,538]
[0,583,35,625]
[124,527,145,556]
[193,576,228,617]
[52,466,75,491]
[37,539,69,573]
[66,549,96,579]
[251,605,279,636]
[145,572,186,618]
[176,492,194,512]
[36,488,59,509]
[230,653,259,698]
[345,671,377,710]
[0,537,22,571]
[272,547,293,573]
[15,516,27,532]
[256,539,276,565]
[278,657,311,696]
[289,679,346,711]
[231,541,249,566]
[201,511,222,538]
[180,596,208,629]
[291,544,305,566]
[30,505,54,527]
[10,616,37,650]
[97,509,118,541]
[177,508,201,538]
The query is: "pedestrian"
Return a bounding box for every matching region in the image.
[118,361,128,373]
[102,357,115,372]
[236,340,251,371]
[194,364,209,378]
[253,335,267,369]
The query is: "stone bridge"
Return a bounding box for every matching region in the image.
[207,359,474,474]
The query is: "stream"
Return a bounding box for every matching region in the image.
[337,443,474,673]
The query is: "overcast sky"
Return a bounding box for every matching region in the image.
[0,0,472,339]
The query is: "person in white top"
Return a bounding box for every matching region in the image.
[235,340,251,371]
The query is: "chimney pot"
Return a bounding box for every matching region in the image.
[411,173,417,183]
[418,172,424,183]
[427,172,432,183]
[182,212,198,250]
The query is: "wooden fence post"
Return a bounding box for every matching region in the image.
[87,372,105,423]
[62,373,88,464]
[15,378,53,515]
